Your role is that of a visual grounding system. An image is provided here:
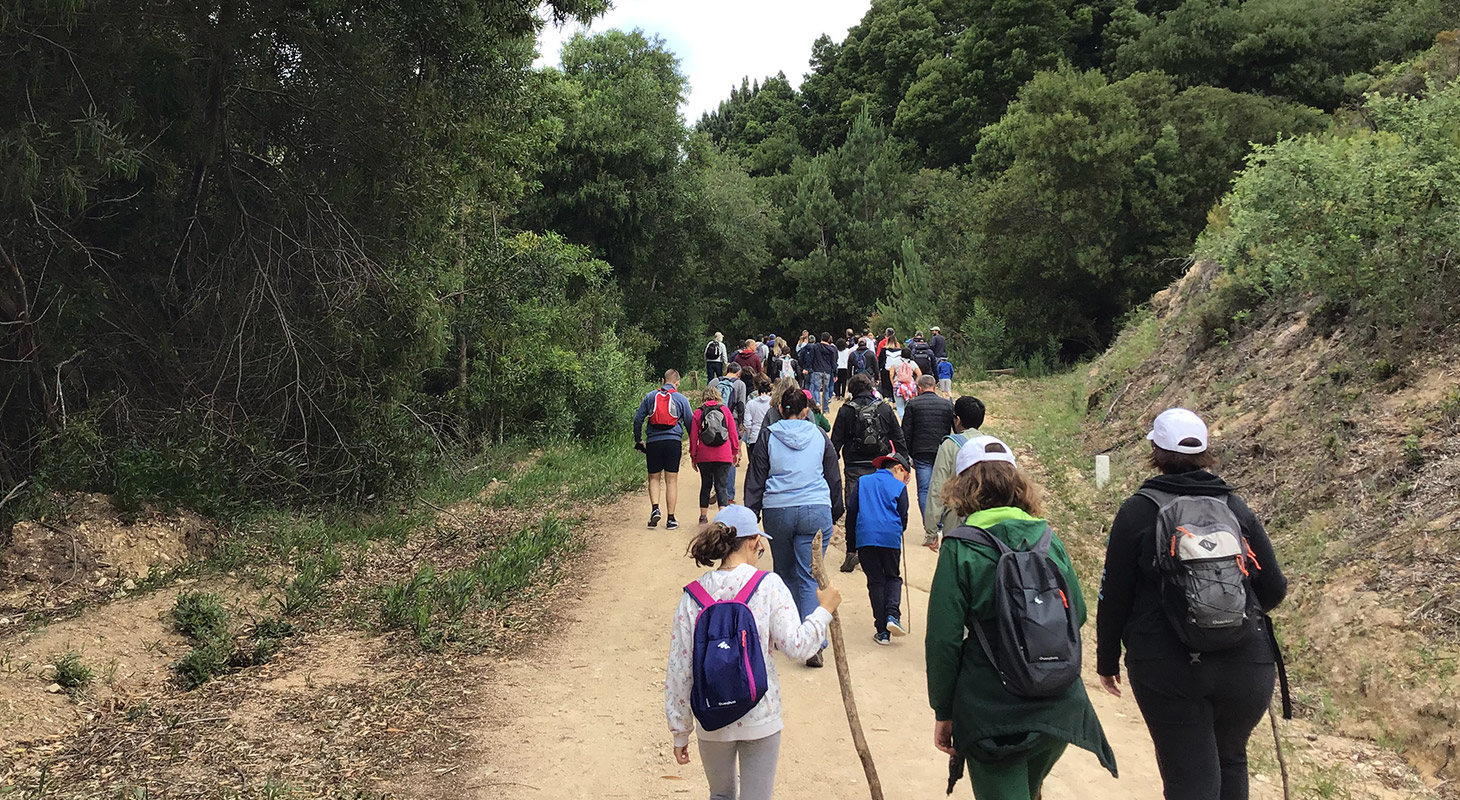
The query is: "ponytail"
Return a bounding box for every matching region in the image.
[687,522,742,567]
[779,387,810,418]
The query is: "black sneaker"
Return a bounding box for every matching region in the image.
[648,508,661,528]
[666,516,679,530]
[806,649,825,668]
[839,553,859,573]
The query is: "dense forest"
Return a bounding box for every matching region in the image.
[1,0,1455,512]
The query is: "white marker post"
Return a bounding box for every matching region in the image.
[1095,455,1111,489]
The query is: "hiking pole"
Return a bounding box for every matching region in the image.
[811,530,885,800]
[1269,703,1291,800]
[901,535,913,634]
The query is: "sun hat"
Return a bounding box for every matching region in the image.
[714,505,771,539]
[873,450,911,471]
[1147,408,1209,454]
[931,325,940,332]
[955,435,1018,475]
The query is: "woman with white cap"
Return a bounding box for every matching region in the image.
[1096,408,1288,800]
[925,436,1115,798]
[665,505,842,799]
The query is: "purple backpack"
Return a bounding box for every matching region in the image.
[684,571,771,730]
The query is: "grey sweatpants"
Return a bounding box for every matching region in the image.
[698,732,782,800]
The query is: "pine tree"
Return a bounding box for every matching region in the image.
[874,238,937,337]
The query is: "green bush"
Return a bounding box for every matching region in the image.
[1203,74,1460,329]
[50,651,93,691]
[171,593,231,643]
[173,639,232,690]
[279,547,343,617]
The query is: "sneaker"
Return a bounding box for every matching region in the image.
[648,508,661,528]
[698,514,709,525]
[887,617,907,637]
[839,553,859,573]
[873,631,891,646]
[666,516,679,530]
[805,649,825,668]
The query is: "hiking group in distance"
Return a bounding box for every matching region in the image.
[640,325,1291,800]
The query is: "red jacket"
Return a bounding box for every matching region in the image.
[730,347,762,377]
[689,400,741,465]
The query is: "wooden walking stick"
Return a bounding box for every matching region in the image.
[811,530,885,800]
[1269,704,1291,800]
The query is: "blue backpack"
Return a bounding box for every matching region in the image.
[684,571,770,731]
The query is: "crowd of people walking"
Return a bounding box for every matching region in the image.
[650,328,1288,800]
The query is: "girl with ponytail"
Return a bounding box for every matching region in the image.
[665,506,842,799]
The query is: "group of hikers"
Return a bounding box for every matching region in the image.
[642,344,1288,800]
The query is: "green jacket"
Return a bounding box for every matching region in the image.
[921,429,979,545]
[925,507,1117,775]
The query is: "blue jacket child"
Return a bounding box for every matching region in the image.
[849,451,912,642]
[936,358,954,382]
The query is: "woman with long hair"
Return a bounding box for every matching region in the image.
[744,388,843,669]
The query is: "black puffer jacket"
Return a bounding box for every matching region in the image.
[1096,470,1288,677]
[900,392,955,460]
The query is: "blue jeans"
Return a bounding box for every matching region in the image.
[895,393,906,418]
[914,458,935,517]
[761,504,834,625]
[808,371,833,413]
[725,463,737,502]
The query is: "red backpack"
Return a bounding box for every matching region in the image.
[649,389,681,428]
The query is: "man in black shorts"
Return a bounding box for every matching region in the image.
[633,369,695,530]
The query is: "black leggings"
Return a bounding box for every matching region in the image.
[842,464,875,551]
[698,462,731,509]
[1128,657,1275,800]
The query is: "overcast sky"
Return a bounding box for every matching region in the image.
[536,1,873,121]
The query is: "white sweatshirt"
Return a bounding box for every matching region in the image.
[665,564,831,747]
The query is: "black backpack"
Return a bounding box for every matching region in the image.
[943,525,1083,698]
[699,404,730,447]
[853,399,892,457]
[1140,488,1262,652]
[705,340,719,361]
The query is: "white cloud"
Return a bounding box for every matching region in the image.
[536,1,872,120]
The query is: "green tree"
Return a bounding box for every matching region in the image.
[1111,0,1455,109]
[874,238,938,336]
[0,0,609,502]
[959,68,1325,356]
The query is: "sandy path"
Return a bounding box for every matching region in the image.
[469,398,1278,799]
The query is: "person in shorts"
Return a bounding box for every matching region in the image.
[634,370,695,530]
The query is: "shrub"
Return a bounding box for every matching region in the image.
[377,517,576,649]
[171,593,230,643]
[1203,76,1460,330]
[51,652,93,691]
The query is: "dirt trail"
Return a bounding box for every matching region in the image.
[466,397,1272,800]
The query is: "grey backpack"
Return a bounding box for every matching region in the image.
[1141,488,1262,652]
[943,525,1082,698]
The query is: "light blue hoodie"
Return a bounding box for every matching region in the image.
[762,419,831,510]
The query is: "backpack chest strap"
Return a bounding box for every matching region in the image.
[684,570,767,608]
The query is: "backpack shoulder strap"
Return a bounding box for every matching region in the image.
[942,525,1013,557]
[732,570,768,604]
[684,580,716,609]
[1135,487,1179,510]
[944,433,967,448]
[1030,524,1056,556]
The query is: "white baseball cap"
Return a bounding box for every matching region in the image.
[1147,408,1209,454]
[955,435,1018,475]
[714,505,771,539]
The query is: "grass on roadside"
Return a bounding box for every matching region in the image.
[379,515,580,650]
